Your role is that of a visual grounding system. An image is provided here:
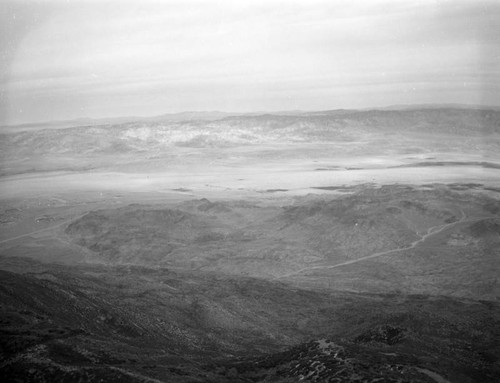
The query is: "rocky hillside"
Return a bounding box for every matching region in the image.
[0,263,499,382]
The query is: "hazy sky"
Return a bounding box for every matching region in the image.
[1,0,499,125]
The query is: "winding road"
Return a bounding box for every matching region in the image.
[276,210,494,279]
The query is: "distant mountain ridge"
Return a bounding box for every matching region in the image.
[1,107,499,176]
[2,104,500,133]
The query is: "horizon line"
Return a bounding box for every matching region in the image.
[3,102,500,128]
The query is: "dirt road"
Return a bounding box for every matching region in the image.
[277,211,494,279]
[0,214,87,245]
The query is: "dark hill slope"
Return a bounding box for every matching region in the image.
[0,264,499,382]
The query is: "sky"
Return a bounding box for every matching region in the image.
[1,0,499,125]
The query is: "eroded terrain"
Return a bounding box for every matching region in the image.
[1,108,499,382]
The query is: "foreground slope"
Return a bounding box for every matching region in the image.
[0,264,499,382]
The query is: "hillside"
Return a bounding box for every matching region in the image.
[1,264,498,382]
[60,184,500,300]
